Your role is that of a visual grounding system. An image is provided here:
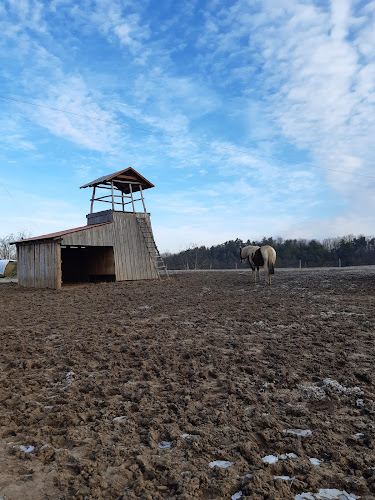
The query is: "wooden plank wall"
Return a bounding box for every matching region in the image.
[113,212,159,281]
[17,241,61,289]
[61,223,114,247]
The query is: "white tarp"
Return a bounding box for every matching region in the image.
[0,260,15,276]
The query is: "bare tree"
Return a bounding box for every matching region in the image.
[0,231,30,260]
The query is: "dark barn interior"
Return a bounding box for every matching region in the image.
[61,246,115,283]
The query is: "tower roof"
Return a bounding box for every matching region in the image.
[80,167,154,194]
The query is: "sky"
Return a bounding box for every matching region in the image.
[1,0,375,253]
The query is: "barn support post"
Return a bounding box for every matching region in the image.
[90,186,96,213]
[129,183,135,212]
[111,181,115,211]
[139,185,147,213]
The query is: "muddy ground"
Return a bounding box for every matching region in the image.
[0,267,374,500]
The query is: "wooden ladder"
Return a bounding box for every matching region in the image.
[135,214,169,279]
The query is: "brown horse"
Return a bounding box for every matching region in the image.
[240,245,276,285]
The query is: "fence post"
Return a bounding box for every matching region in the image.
[338,258,341,267]
[299,259,301,269]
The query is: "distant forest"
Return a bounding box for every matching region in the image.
[162,235,375,270]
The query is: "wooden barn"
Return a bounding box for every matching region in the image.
[11,168,167,289]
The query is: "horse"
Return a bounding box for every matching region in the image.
[240,245,276,285]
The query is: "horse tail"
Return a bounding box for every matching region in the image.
[269,247,276,273]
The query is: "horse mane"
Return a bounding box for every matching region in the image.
[240,245,260,261]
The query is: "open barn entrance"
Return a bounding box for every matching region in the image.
[61,246,115,284]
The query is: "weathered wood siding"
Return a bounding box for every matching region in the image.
[17,241,61,289]
[112,212,159,281]
[61,223,114,247]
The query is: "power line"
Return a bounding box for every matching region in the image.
[1,183,14,199]
[1,93,374,180]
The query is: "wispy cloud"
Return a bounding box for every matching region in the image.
[1,0,375,250]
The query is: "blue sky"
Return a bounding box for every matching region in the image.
[1,0,374,253]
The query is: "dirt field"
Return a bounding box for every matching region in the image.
[0,267,374,500]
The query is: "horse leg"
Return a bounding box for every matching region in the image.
[264,263,270,285]
[267,267,272,285]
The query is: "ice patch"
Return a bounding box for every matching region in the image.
[263,453,298,464]
[209,460,234,469]
[262,455,279,464]
[64,371,75,386]
[181,433,192,439]
[232,492,242,499]
[158,441,171,449]
[20,445,34,453]
[322,379,363,395]
[352,433,364,440]
[274,475,295,481]
[280,453,298,459]
[295,489,360,499]
[310,458,323,466]
[298,379,363,400]
[113,416,127,422]
[283,429,312,436]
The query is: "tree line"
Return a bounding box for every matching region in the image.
[161,235,375,270]
[1,232,374,269]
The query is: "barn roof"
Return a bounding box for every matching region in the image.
[80,167,154,194]
[10,222,113,245]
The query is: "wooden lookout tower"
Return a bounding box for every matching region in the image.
[12,168,168,289]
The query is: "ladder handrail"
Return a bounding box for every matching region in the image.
[135,214,169,279]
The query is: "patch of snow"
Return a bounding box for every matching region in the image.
[322,379,363,395]
[138,305,152,310]
[274,475,295,481]
[283,429,312,436]
[232,492,242,500]
[295,489,360,499]
[113,416,127,422]
[158,441,171,449]
[262,455,279,464]
[310,458,323,466]
[209,460,234,469]
[280,453,298,459]
[20,445,34,453]
[298,379,364,400]
[44,405,53,409]
[356,399,365,407]
[252,321,265,326]
[263,452,298,464]
[353,433,364,439]
[181,433,192,439]
[64,371,75,386]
